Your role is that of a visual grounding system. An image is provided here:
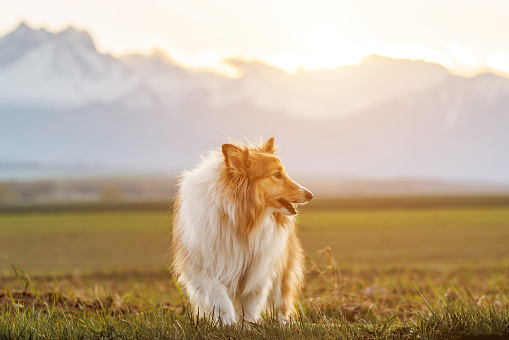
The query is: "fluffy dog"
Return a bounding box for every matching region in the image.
[171,137,313,325]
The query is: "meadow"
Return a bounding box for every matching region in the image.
[1,196,509,339]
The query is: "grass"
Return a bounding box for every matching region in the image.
[2,206,509,274]
[0,212,172,273]
[1,302,508,339]
[299,208,509,269]
[0,261,508,339]
[2,195,509,214]
[1,197,509,338]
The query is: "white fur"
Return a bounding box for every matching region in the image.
[174,152,291,324]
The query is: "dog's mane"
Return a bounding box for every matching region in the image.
[218,138,290,235]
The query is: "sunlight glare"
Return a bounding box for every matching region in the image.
[136,38,496,80]
[259,52,302,74]
[360,43,454,68]
[143,39,242,78]
[447,41,480,67]
[308,25,338,54]
[486,50,509,72]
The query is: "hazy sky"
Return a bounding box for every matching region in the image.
[2,0,509,77]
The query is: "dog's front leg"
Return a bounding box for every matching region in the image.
[239,280,273,323]
[183,275,236,325]
[267,276,290,323]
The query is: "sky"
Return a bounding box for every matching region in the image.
[2,0,509,78]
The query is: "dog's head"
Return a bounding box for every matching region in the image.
[222,137,313,216]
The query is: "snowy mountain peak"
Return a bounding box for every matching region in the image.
[9,22,49,39]
[0,23,138,109]
[0,23,52,67]
[0,24,97,66]
[54,26,97,52]
[1,24,509,184]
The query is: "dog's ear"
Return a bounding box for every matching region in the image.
[261,137,277,154]
[222,144,249,170]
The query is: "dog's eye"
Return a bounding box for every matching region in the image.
[273,172,282,179]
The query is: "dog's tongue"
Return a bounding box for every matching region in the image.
[277,199,297,215]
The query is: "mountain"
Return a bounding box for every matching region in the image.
[1,23,509,185]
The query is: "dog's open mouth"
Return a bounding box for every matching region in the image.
[277,199,299,215]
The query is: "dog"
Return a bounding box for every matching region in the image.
[171,137,313,325]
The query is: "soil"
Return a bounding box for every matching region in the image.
[0,290,172,314]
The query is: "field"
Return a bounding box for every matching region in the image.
[1,197,509,339]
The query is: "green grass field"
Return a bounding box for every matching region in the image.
[1,197,509,339]
[2,204,509,274]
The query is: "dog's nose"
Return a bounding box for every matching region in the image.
[305,190,313,201]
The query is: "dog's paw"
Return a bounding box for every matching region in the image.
[241,313,261,324]
[219,310,236,326]
[278,311,290,325]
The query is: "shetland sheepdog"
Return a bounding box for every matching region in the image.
[171,137,313,325]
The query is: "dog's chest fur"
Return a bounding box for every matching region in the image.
[178,153,290,296]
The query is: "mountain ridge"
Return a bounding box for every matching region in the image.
[1,24,509,184]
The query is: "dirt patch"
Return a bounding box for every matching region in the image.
[0,290,171,315]
[1,265,507,320]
